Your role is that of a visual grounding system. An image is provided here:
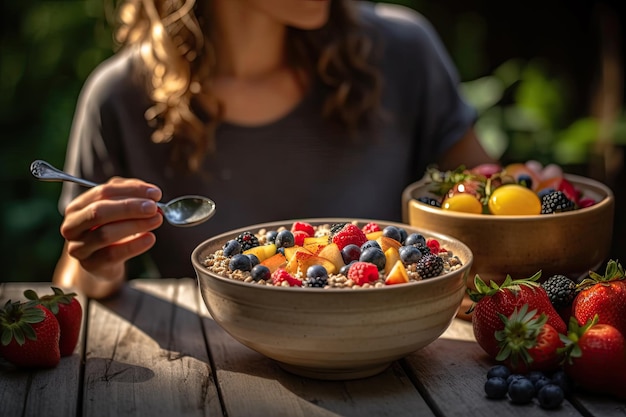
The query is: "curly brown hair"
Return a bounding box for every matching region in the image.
[115,0,382,172]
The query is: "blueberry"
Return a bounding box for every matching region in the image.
[405,233,426,247]
[265,230,278,244]
[250,264,271,282]
[538,188,555,199]
[537,384,564,409]
[339,261,356,275]
[486,365,511,380]
[398,227,407,244]
[534,375,552,393]
[508,377,535,404]
[382,226,402,242]
[341,244,361,264]
[361,240,381,251]
[518,174,533,189]
[306,264,328,279]
[223,239,242,257]
[228,254,252,272]
[526,370,546,385]
[399,245,423,264]
[484,377,508,399]
[246,253,260,268]
[506,373,525,387]
[275,230,295,248]
[359,247,386,270]
[550,370,572,395]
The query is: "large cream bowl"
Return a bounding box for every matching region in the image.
[192,218,473,380]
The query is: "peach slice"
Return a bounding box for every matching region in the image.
[303,236,329,254]
[383,247,401,275]
[365,231,384,241]
[260,253,287,273]
[502,163,541,191]
[385,260,409,285]
[316,243,345,272]
[377,236,402,253]
[284,246,313,262]
[286,251,337,275]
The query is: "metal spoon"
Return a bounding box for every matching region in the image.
[30,160,216,227]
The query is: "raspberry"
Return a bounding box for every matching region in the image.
[362,222,381,234]
[332,224,368,251]
[347,262,380,285]
[426,238,443,254]
[291,221,314,237]
[293,230,309,246]
[271,268,302,287]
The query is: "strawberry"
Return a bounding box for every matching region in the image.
[291,221,314,237]
[561,315,626,399]
[468,271,567,358]
[347,262,380,285]
[331,223,367,251]
[24,287,83,356]
[495,304,565,373]
[572,260,626,337]
[0,300,61,368]
[271,268,302,287]
[362,222,381,234]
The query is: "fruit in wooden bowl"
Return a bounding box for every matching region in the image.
[402,164,615,312]
[192,218,473,380]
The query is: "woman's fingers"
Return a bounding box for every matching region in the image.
[61,198,160,240]
[66,177,162,213]
[76,232,157,275]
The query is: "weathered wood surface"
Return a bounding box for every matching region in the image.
[1,279,625,417]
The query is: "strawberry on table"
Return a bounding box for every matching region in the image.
[495,304,565,373]
[561,315,626,399]
[0,300,61,368]
[24,287,83,357]
[468,271,567,359]
[572,260,626,337]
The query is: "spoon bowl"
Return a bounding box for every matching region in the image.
[30,160,216,227]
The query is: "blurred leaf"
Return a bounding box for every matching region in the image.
[461,76,505,113]
[553,118,600,165]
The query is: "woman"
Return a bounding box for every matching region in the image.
[54,0,495,298]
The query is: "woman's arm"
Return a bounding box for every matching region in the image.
[437,127,497,171]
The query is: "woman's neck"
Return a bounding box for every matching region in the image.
[209,0,288,79]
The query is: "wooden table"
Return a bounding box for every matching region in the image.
[1,279,624,417]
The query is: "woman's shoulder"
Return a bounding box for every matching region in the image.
[78,48,145,107]
[356,1,442,49]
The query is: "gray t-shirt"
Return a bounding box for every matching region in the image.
[60,2,476,278]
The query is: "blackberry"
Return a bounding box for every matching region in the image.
[329,222,347,237]
[417,196,441,208]
[235,231,259,251]
[541,274,577,310]
[415,253,443,278]
[541,190,575,214]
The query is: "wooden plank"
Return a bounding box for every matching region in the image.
[0,282,86,417]
[83,278,221,417]
[196,281,435,417]
[403,337,586,417]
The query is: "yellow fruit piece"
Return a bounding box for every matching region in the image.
[385,260,409,285]
[243,243,277,262]
[488,184,541,215]
[442,193,483,214]
[317,243,345,272]
[365,231,384,241]
[376,236,402,253]
[384,247,401,275]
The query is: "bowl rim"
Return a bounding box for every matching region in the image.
[191,217,473,294]
[402,173,615,221]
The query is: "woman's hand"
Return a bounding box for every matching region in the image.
[53,177,164,298]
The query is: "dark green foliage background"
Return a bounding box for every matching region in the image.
[1,1,622,282]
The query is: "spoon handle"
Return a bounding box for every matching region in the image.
[30,160,98,188]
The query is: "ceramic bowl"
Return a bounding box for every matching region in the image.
[192,218,473,380]
[402,174,615,291]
